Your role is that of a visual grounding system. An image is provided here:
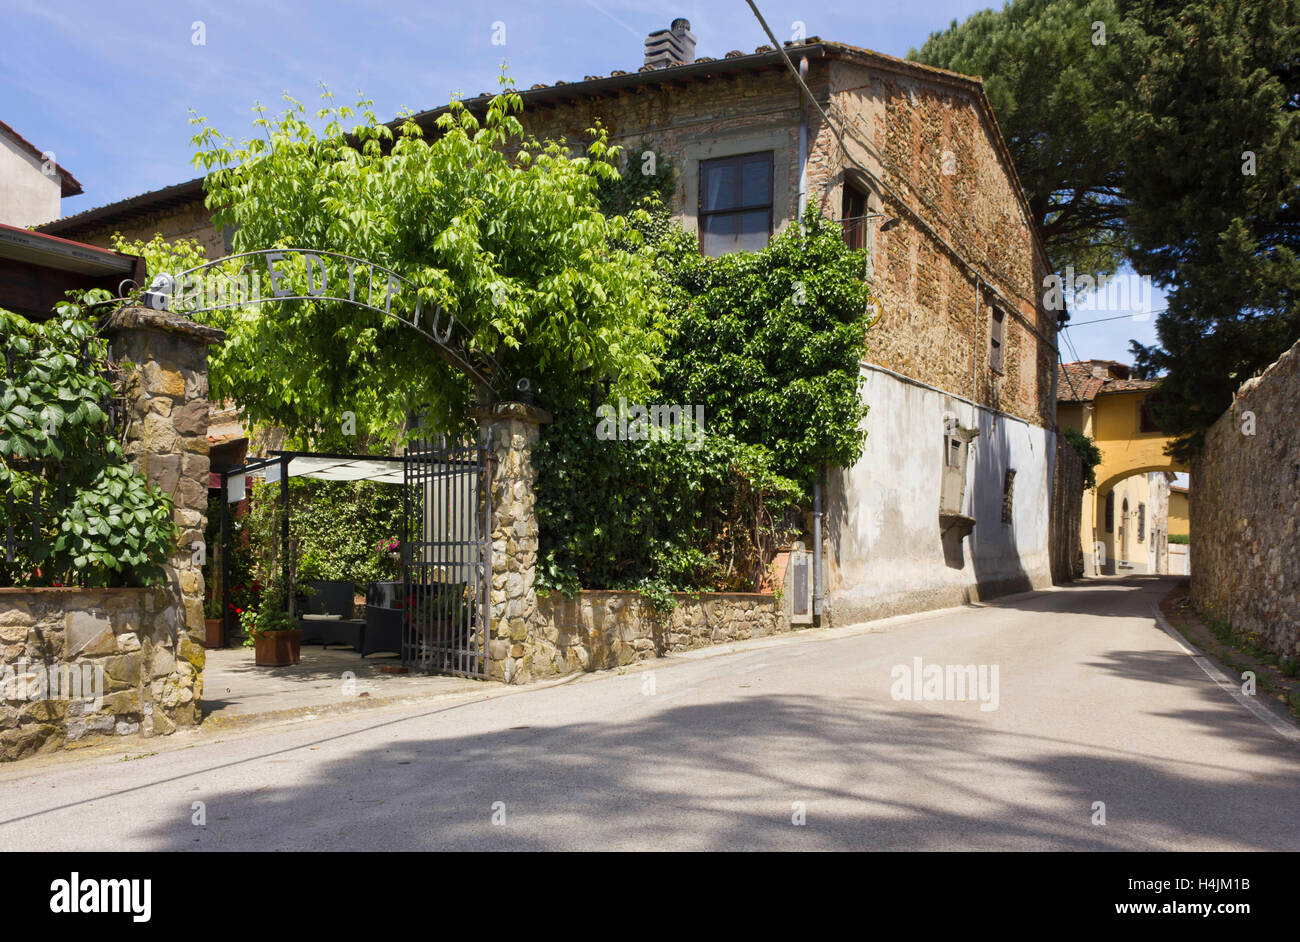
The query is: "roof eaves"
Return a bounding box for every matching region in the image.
[35,177,205,237]
[405,42,831,131]
[0,119,83,197]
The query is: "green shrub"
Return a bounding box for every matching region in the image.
[1062,428,1102,489]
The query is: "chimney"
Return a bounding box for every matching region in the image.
[644,18,696,69]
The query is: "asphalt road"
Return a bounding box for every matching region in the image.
[2,576,1296,850]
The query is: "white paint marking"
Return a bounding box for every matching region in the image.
[1153,606,1300,744]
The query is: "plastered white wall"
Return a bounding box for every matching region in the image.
[826,363,1052,622]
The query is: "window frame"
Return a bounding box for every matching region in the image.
[1138,393,1162,433]
[697,150,775,257]
[841,181,870,251]
[989,305,1006,375]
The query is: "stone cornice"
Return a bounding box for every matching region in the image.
[105,306,225,345]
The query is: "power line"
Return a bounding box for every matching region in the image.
[1062,328,1084,364]
[742,0,1052,343]
[1064,309,1166,328]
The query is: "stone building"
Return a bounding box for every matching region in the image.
[39,24,1063,624]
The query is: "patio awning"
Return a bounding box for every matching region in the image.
[278,454,407,485]
[223,451,406,487]
[221,450,483,492]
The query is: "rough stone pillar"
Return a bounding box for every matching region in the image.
[106,307,224,733]
[474,401,550,684]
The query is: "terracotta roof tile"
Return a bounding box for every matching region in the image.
[1058,361,1158,401]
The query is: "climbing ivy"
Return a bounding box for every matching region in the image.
[1063,427,1102,489]
[534,206,872,598]
[656,209,873,489]
[0,306,177,586]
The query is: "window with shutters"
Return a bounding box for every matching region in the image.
[990,306,1006,374]
[841,182,870,250]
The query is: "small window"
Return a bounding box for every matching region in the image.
[1001,469,1016,524]
[989,306,1006,374]
[945,430,963,468]
[1137,503,1146,542]
[841,182,869,250]
[1139,394,1161,433]
[699,151,774,257]
[1105,491,1114,533]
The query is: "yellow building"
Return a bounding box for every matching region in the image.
[1058,361,1186,574]
[1168,485,1190,538]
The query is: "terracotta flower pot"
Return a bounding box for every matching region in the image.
[253,629,303,666]
[203,618,224,649]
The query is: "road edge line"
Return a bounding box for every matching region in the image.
[1151,604,1300,745]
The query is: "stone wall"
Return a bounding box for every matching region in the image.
[479,402,546,685]
[533,590,789,677]
[1191,337,1300,657]
[0,307,222,760]
[1050,431,1085,583]
[0,587,204,760]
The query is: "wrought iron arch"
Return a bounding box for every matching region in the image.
[144,248,499,397]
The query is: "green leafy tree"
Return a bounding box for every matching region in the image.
[1062,427,1103,487]
[910,0,1131,277]
[1120,0,1300,459]
[187,84,663,442]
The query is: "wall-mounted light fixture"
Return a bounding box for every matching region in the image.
[860,212,901,232]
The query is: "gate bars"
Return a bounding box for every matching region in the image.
[402,430,491,678]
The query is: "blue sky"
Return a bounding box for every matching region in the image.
[1,0,1160,362]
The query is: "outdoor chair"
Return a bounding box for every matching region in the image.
[361,581,405,657]
[298,580,365,650]
[362,605,403,657]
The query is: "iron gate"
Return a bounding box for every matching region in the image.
[402,430,491,677]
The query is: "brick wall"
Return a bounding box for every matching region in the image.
[1050,433,1085,583]
[823,59,1055,427]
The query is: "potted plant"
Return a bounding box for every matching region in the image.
[242,606,303,666]
[202,590,224,649]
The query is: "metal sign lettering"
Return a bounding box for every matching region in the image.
[144,249,497,394]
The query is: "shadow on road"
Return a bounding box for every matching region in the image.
[116,683,1298,851]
